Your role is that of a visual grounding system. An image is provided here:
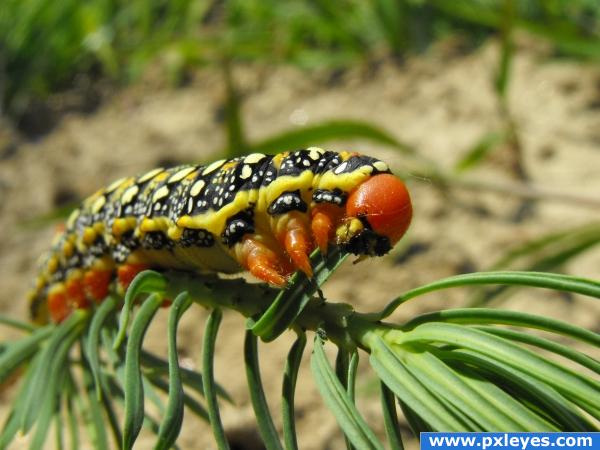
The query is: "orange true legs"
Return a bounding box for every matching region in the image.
[235,206,346,286]
[281,214,315,278]
[235,235,290,286]
[311,204,344,254]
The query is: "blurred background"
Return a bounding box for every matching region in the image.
[1,1,599,448]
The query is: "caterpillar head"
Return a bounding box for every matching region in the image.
[336,174,412,256]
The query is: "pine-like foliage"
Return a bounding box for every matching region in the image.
[0,248,599,449]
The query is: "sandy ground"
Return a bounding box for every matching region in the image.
[0,39,599,449]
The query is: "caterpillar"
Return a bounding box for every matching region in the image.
[29,148,412,324]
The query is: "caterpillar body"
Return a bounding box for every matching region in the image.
[29,148,412,324]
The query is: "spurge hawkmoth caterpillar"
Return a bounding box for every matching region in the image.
[29,148,413,323]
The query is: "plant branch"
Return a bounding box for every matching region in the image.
[162,268,600,353]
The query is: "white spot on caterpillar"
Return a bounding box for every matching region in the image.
[168,167,196,183]
[334,161,348,174]
[307,147,323,160]
[121,185,139,205]
[202,159,226,175]
[302,159,311,167]
[240,165,253,180]
[373,161,389,172]
[138,168,164,183]
[152,185,170,203]
[190,180,206,197]
[243,153,266,164]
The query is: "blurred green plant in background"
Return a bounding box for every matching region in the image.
[2,0,600,124]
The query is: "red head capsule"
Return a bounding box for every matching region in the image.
[346,174,412,245]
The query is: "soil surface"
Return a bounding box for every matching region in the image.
[1,39,599,449]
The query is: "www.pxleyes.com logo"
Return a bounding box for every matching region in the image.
[420,433,599,450]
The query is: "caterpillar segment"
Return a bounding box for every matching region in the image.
[29,148,413,323]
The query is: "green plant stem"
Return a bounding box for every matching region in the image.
[163,270,358,348]
[164,283,349,350]
[162,270,600,352]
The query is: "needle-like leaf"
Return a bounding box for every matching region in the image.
[85,296,118,399]
[380,383,403,450]
[122,294,164,449]
[249,248,347,342]
[20,310,88,432]
[399,324,600,418]
[202,308,230,450]
[0,315,37,332]
[443,349,594,431]
[13,354,63,450]
[369,337,466,431]
[244,330,283,450]
[114,271,167,350]
[312,336,383,450]
[475,326,600,375]
[141,350,233,403]
[335,347,359,450]
[155,292,192,450]
[401,308,600,346]
[0,325,53,384]
[379,271,600,318]
[66,393,80,450]
[281,330,306,450]
[398,345,527,430]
